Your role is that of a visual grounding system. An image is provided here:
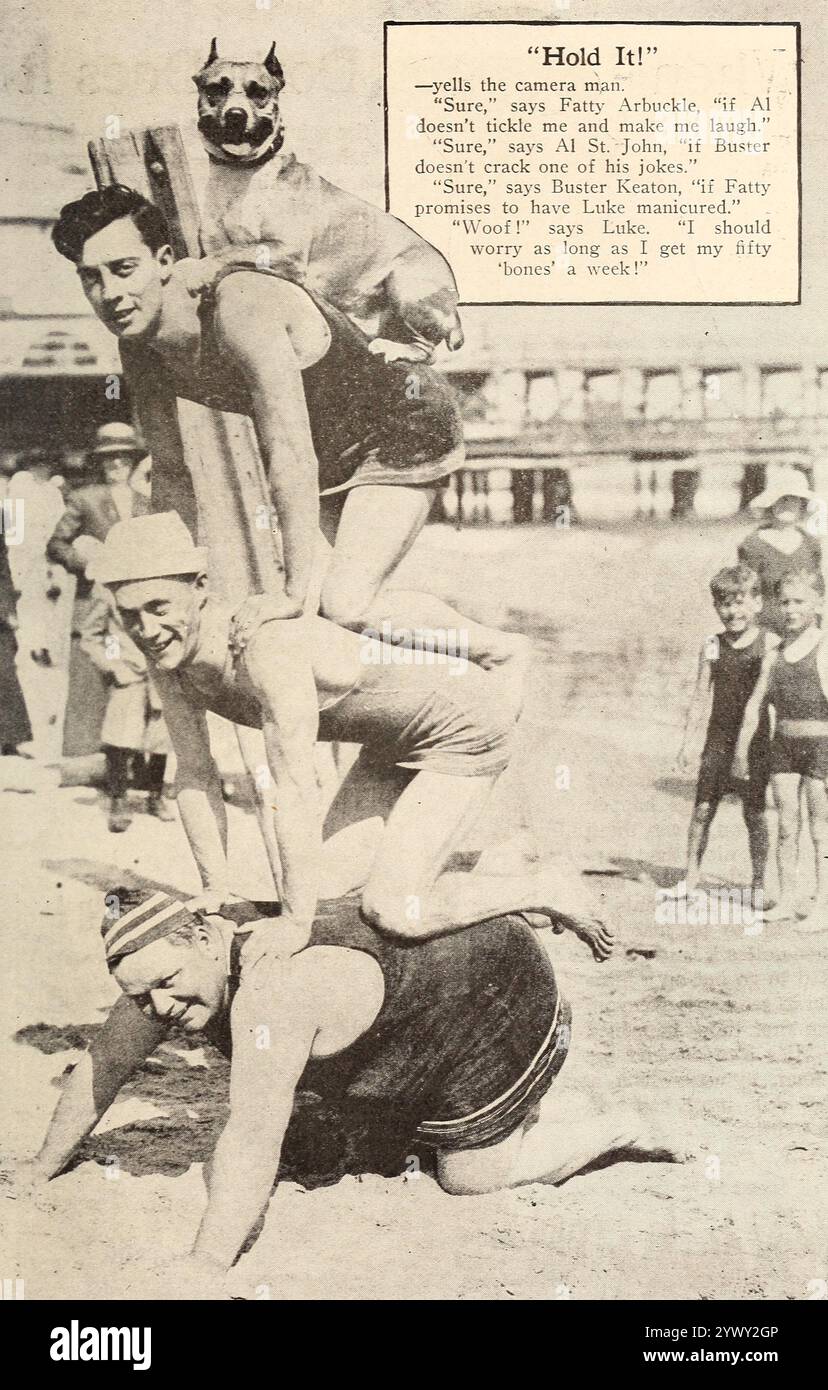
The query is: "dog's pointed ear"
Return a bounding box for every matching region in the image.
[193,36,218,82]
[263,43,285,87]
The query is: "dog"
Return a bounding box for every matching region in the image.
[189,39,464,362]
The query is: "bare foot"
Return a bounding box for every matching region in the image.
[762,901,795,922]
[547,910,616,962]
[663,879,690,899]
[532,864,616,962]
[479,634,532,720]
[795,905,827,933]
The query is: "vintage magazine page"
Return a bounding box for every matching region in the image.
[0,0,824,1355]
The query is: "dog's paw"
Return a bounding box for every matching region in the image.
[368,338,432,365]
[173,257,221,298]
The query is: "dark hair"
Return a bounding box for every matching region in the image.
[774,568,826,599]
[52,184,171,263]
[709,563,761,602]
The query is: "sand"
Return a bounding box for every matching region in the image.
[2,519,826,1300]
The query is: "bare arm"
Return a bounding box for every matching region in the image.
[153,671,229,899]
[239,622,321,935]
[192,954,321,1270]
[35,995,167,1179]
[212,278,321,611]
[677,641,714,767]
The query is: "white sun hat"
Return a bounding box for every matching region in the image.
[749,469,820,512]
[87,512,208,586]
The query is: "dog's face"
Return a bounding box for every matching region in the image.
[193,38,285,165]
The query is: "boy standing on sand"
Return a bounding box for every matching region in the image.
[673,565,775,901]
[735,569,828,927]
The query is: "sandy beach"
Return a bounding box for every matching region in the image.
[2,518,826,1301]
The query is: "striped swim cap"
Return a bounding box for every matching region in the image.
[101,888,200,968]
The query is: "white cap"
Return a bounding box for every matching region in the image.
[87,512,208,586]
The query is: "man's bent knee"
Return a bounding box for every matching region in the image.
[436,1149,512,1196]
[360,886,424,940]
[319,580,376,634]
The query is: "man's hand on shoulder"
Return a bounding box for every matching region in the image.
[229,592,304,662]
[186,891,237,918]
[239,918,313,971]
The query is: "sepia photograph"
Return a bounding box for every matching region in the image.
[0,0,825,1351]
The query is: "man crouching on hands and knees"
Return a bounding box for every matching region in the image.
[10,889,686,1297]
[84,511,614,959]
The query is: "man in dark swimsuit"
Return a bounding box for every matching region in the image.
[12,889,683,1296]
[50,184,521,676]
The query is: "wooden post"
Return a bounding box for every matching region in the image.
[88,125,284,601]
[89,126,286,894]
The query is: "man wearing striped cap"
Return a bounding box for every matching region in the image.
[16,887,681,1294]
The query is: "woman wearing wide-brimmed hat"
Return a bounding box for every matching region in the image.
[738,470,824,636]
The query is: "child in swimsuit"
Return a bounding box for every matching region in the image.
[673,564,774,900]
[736,568,828,925]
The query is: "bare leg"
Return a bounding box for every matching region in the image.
[766,773,800,920]
[741,801,769,895]
[319,754,413,898]
[319,485,530,704]
[437,1089,689,1196]
[322,755,614,958]
[798,776,828,931]
[674,800,717,894]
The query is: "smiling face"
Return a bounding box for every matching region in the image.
[777,576,823,636]
[113,926,227,1033]
[713,587,763,636]
[194,54,285,163]
[111,575,206,670]
[76,217,174,339]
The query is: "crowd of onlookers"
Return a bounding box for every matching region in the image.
[0,423,174,831]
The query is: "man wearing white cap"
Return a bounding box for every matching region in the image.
[86,512,613,956]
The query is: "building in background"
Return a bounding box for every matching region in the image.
[442,315,828,525]
[0,118,124,477]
